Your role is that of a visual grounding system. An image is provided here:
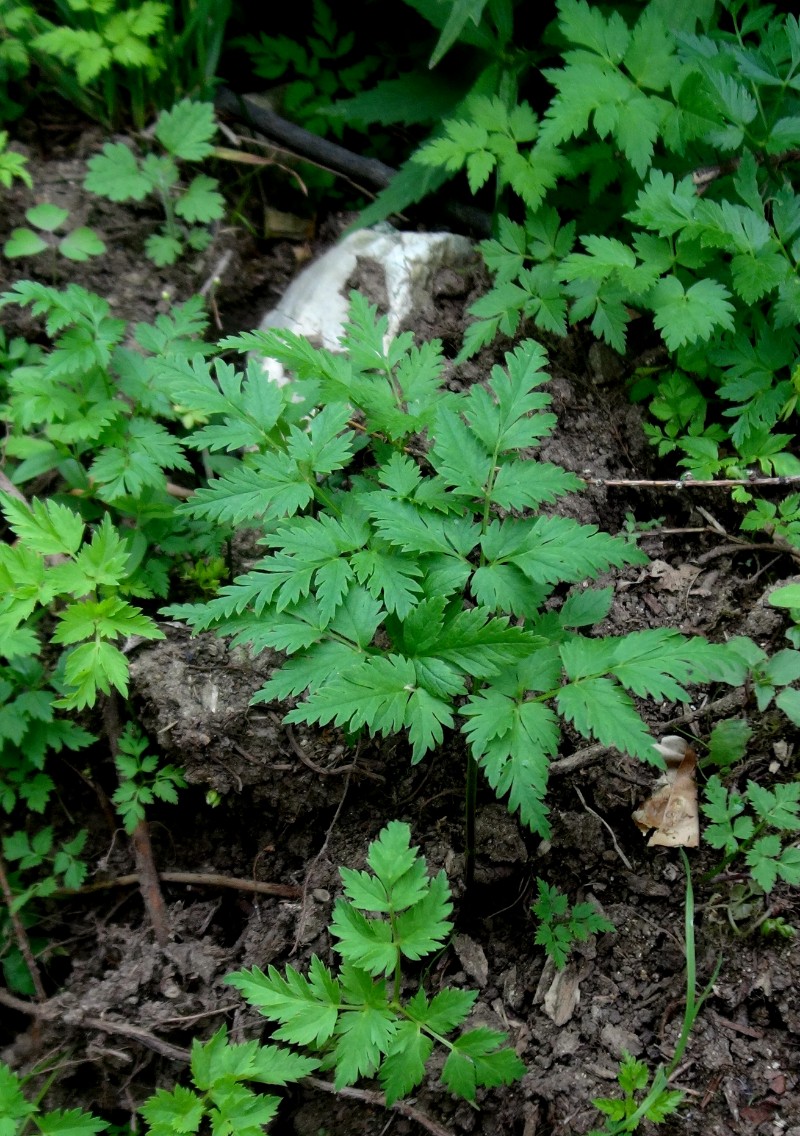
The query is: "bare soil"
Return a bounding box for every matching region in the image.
[1,119,798,1136]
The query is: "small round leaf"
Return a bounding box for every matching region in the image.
[59,227,107,261]
[26,202,69,231]
[4,227,48,257]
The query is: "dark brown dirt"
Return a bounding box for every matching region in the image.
[1,123,799,1136]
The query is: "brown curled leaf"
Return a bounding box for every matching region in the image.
[632,736,699,848]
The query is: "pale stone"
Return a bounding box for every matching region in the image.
[258,226,475,385]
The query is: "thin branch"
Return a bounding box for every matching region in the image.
[0,849,47,1002]
[690,147,800,192]
[216,88,396,191]
[306,1077,455,1136]
[215,88,491,235]
[55,871,302,899]
[283,723,385,780]
[586,474,800,489]
[80,1015,188,1061]
[0,987,186,1061]
[573,785,633,871]
[103,694,170,947]
[284,724,357,777]
[0,468,29,504]
[550,690,748,776]
[292,771,351,954]
[130,822,170,947]
[199,248,234,297]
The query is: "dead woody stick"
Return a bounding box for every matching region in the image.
[103,693,170,947]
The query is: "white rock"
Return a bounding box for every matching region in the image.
[258,226,475,385]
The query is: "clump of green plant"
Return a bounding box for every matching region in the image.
[340,0,542,227]
[3,202,105,265]
[0,1058,109,1136]
[0,0,169,128]
[377,0,800,548]
[0,326,40,382]
[531,879,615,969]
[111,722,186,833]
[177,554,228,597]
[768,583,800,649]
[590,1052,685,1135]
[0,280,224,593]
[0,419,201,948]
[0,280,235,951]
[84,99,224,265]
[228,820,525,1104]
[140,1024,317,1134]
[0,494,166,710]
[0,656,95,818]
[0,282,225,690]
[0,131,29,187]
[727,636,800,728]
[0,0,231,128]
[237,0,382,140]
[0,656,94,994]
[164,293,743,877]
[702,776,800,893]
[3,824,88,919]
[0,823,520,1125]
[0,1024,314,1136]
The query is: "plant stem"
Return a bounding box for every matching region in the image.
[464,751,478,889]
[611,850,721,1133]
[130,822,170,947]
[103,693,170,946]
[0,848,47,1002]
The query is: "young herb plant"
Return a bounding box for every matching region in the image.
[0,0,230,128]
[702,776,800,893]
[0,494,166,711]
[590,1052,685,1135]
[84,99,224,266]
[0,1025,315,1136]
[0,131,30,188]
[111,722,186,834]
[0,646,95,995]
[3,202,105,266]
[237,0,382,141]
[228,820,525,1105]
[531,879,615,970]
[0,1059,109,1136]
[0,825,519,1124]
[768,583,800,649]
[164,293,741,876]
[139,1024,317,1135]
[348,0,539,229]
[0,281,224,595]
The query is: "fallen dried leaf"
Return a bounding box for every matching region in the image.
[632,736,699,848]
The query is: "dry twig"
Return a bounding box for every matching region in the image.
[292,770,352,953]
[56,870,301,899]
[103,694,170,947]
[306,1077,455,1136]
[0,850,47,1002]
[550,690,748,776]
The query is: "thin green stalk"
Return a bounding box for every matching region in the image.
[159,184,178,240]
[464,750,478,888]
[464,444,503,888]
[608,851,721,1134]
[701,819,767,885]
[390,921,403,1005]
